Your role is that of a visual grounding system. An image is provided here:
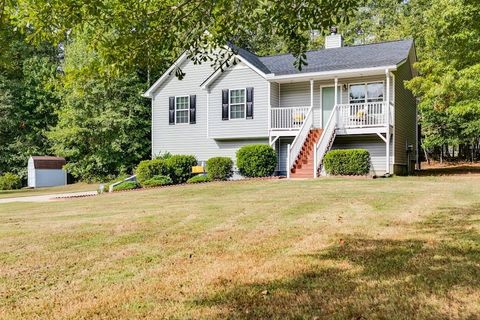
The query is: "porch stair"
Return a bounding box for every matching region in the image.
[290,129,323,178]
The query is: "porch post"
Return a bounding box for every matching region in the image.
[268,82,272,149]
[334,77,338,106]
[287,144,291,179]
[385,69,391,174]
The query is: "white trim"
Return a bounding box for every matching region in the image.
[385,68,391,174]
[201,48,270,89]
[268,82,271,133]
[206,90,210,138]
[174,95,190,125]
[391,72,396,165]
[143,52,188,98]
[228,88,247,120]
[266,65,398,81]
[151,96,154,158]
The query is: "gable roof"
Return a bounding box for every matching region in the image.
[144,39,414,96]
[30,156,66,170]
[250,39,414,76]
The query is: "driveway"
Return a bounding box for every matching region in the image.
[0,191,98,204]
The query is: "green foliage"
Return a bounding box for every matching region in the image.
[112,181,140,192]
[0,25,60,179]
[236,145,277,178]
[165,155,197,184]
[135,159,169,184]
[323,149,371,176]
[135,155,196,185]
[0,173,22,190]
[141,175,173,187]
[206,157,233,181]
[186,175,212,184]
[47,33,151,182]
[6,1,359,77]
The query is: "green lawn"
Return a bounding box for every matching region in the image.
[0,176,479,319]
[0,182,97,199]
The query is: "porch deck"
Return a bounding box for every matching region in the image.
[270,102,393,137]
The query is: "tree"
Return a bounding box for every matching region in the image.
[47,34,151,182]
[9,0,360,80]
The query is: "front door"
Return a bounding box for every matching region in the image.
[321,86,341,128]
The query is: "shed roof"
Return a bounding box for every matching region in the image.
[30,156,66,170]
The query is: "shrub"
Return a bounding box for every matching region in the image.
[186,175,212,184]
[135,159,168,184]
[323,149,371,176]
[0,173,22,190]
[112,181,140,192]
[141,175,172,187]
[206,157,233,181]
[236,144,277,177]
[165,155,197,184]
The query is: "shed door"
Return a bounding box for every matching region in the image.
[321,86,341,128]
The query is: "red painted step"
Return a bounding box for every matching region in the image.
[290,129,324,178]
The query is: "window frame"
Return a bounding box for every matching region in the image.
[228,88,247,120]
[174,95,190,125]
[348,81,385,104]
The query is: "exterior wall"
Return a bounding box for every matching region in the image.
[393,57,417,174]
[33,169,66,188]
[270,82,279,108]
[209,65,269,139]
[151,59,268,164]
[332,135,392,176]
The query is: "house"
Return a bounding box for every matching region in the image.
[143,30,418,178]
[27,156,67,188]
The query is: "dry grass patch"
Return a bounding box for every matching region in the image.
[0,176,479,319]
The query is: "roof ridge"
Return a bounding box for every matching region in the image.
[258,38,413,59]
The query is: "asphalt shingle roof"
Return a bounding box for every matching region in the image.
[229,39,413,76]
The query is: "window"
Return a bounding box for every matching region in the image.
[349,82,384,104]
[175,96,189,124]
[229,89,246,119]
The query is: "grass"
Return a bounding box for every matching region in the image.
[0,182,97,199]
[0,176,479,319]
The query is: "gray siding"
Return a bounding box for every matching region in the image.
[209,65,269,139]
[393,57,417,171]
[279,81,310,107]
[152,59,268,163]
[270,82,279,108]
[332,135,391,175]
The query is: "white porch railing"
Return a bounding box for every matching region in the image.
[271,106,311,130]
[286,107,313,178]
[337,102,391,128]
[314,105,338,177]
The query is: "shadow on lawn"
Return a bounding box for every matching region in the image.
[194,204,480,319]
[416,164,480,176]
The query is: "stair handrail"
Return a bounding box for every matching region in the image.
[288,106,313,173]
[314,105,338,177]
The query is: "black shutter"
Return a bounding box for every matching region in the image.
[189,95,196,124]
[169,96,175,125]
[222,89,229,120]
[246,87,254,119]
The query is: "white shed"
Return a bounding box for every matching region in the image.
[28,156,67,188]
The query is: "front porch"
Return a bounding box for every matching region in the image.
[267,71,394,178]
